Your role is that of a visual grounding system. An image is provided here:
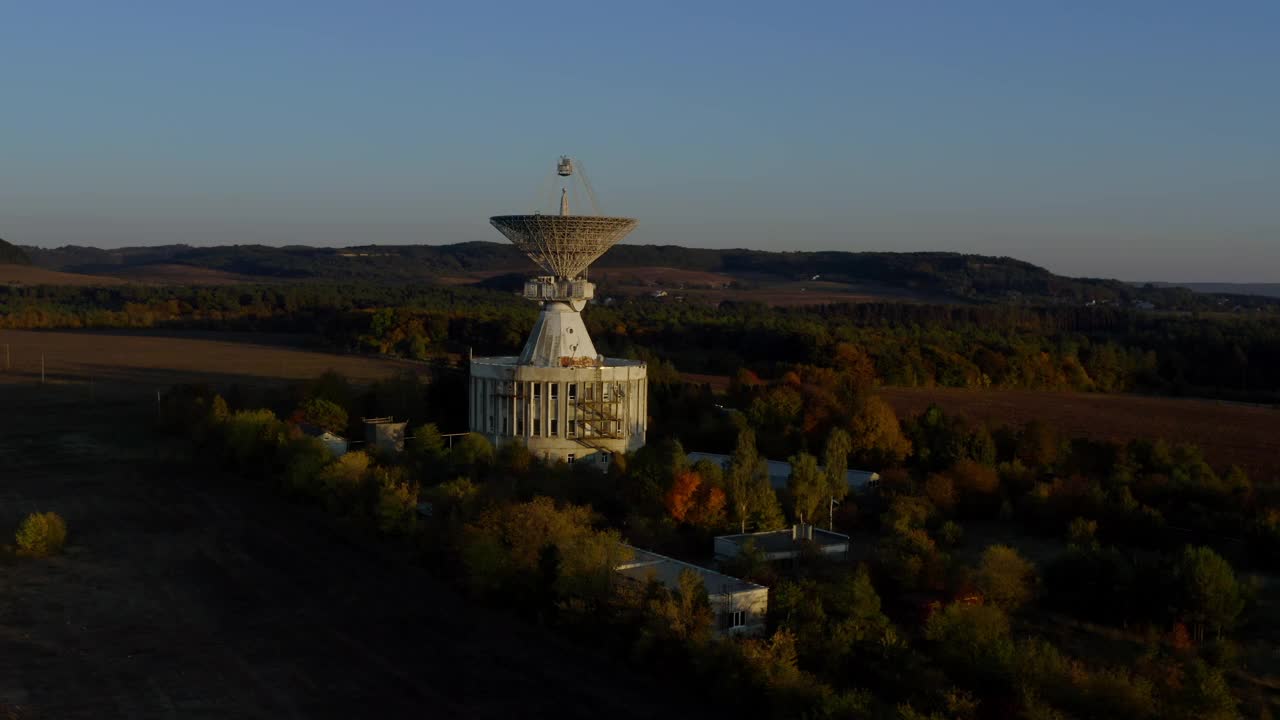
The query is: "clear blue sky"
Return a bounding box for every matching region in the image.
[2,1,1277,281]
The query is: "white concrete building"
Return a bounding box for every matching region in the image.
[470,158,648,466]
[616,545,768,636]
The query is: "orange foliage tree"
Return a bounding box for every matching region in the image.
[665,470,727,528]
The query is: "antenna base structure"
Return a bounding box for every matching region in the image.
[470,156,647,468]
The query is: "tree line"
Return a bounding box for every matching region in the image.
[4,281,1280,402]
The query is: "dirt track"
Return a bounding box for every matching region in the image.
[0,366,696,718]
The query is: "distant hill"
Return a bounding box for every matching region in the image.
[1149,282,1280,300]
[18,241,1280,311]
[0,238,31,265]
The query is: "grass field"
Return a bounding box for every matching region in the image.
[0,339,701,719]
[879,386,1280,483]
[0,263,262,287]
[0,329,422,389]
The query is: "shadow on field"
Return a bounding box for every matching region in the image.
[0,384,699,719]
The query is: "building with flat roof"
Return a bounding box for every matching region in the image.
[687,451,880,491]
[470,157,647,466]
[616,545,768,636]
[714,524,851,562]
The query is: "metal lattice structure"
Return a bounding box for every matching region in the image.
[490,215,637,280]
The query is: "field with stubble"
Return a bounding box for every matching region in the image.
[879,386,1280,483]
[0,329,423,388]
[0,332,699,720]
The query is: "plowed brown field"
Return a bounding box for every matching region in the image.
[879,386,1280,483]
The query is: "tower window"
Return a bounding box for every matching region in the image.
[567,454,575,465]
[550,419,558,436]
[568,383,577,400]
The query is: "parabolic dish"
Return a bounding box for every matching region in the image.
[490,215,637,280]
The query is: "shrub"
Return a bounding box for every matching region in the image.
[16,512,68,556]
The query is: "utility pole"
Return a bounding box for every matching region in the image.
[41,353,45,384]
[829,496,840,531]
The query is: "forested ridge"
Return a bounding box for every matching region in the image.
[18,240,1280,308]
[3,281,1280,403]
[0,237,30,265]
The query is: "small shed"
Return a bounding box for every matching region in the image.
[299,424,349,458]
[363,417,408,454]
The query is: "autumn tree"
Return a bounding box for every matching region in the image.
[848,395,912,466]
[317,451,371,512]
[665,470,727,528]
[1018,420,1061,469]
[925,474,957,514]
[463,497,628,602]
[15,512,68,557]
[976,545,1037,610]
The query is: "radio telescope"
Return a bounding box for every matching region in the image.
[469,157,647,467]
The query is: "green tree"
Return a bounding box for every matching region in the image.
[451,433,494,477]
[1177,546,1245,641]
[924,603,1015,681]
[373,468,419,535]
[726,427,784,533]
[827,565,890,643]
[823,427,852,519]
[787,452,825,524]
[224,409,285,471]
[280,435,332,497]
[15,512,68,556]
[317,451,371,511]
[1170,659,1239,720]
[295,397,348,434]
[976,545,1036,611]
[308,370,354,412]
[674,567,714,641]
[406,422,447,479]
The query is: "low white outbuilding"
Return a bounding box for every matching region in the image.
[616,545,769,636]
[687,451,880,491]
[715,524,851,563]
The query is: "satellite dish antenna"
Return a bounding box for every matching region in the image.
[491,156,637,281]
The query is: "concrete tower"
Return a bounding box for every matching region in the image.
[469,157,647,467]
